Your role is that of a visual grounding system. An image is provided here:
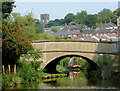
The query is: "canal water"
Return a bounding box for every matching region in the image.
[6,71,120,90]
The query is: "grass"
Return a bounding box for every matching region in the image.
[56,65,69,72]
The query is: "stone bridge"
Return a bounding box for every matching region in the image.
[31,40,120,73]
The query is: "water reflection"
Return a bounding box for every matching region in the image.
[69,71,80,79]
[37,71,88,88]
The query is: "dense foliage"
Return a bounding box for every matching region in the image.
[2,1,16,19]
[64,13,75,24]
[2,60,43,87]
[51,28,58,33]
[96,54,116,69]
[74,11,87,24]
[85,14,97,28]
[2,24,33,65]
[35,19,44,34]
[17,61,42,84]
[6,13,39,40]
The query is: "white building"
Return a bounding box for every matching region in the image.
[118,1,120,8]
[117,17,120,27]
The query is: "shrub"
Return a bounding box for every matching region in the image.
[2,75,13,87]
[96,54,116,69]
[2,24,33,65]
[17,62,40,84]
[31,61,43,71]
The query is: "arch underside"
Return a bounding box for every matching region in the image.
[42,52,99,73]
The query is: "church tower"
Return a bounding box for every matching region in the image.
[40,14,50,27]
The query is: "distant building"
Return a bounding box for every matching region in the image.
[40,14,49,26]
[82,29,120,41]
[44,26,64,32]
[118,1,120,8]
[79,37,97,41]
[117,17,120,28]
[62,24,90,31]
[52,30,82,39]
[96,22,118,30]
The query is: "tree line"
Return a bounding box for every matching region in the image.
[45,8,120,29]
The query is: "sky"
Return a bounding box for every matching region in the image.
[12,1,119,20]
[15,0,120,2]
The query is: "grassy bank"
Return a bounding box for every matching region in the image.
[2,61,68,88]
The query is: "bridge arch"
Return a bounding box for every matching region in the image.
[31,40,118,73]
[43,53,99,73]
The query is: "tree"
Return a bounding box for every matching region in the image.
[64,13,75,24]
[2,1,16,19]
[113,8,120,17]
[75,11,87,24]
[45,19,65,28]
[85,14,97,28]
[2,24,33,65]
[59,19,65,25]
[54,19,62,26]
[45,20,54,28]
[51,28,58,33]
[112,8,120,24]
[60,57,70,68]
[5,13,39,40]
[35,19,44,34]
[110,13,118,24]
[23,49,42,65]
[98,8,113,23]
[69,21,76,25]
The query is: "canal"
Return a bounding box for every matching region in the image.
[5,71,120,90]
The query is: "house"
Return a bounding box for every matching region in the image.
[51,26,64,31]
[117,17,120,27]
[76,24,90,30]
[91,35,110,41]
[62,24,90,32]
[44,26,64,32]
[62,25,79,31]
[96,22,118,30]
[79,37,98,41]
[52,30,82,39]
[82,29,120,41]
[44,28,51,31]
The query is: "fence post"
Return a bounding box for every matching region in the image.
[8,64,11,74]
[14,64,16,74]
[2,65,5,74]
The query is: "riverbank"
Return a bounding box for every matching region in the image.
[2,73,68,89]
[3,71,120,90]
[42,74,67,79]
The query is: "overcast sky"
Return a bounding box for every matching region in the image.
[13,1,119,20]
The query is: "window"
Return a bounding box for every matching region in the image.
[112,32,116,34]
[73,35,77,37]
[86,34,88,36]
[68,35,72,37]
[96,33,99,36]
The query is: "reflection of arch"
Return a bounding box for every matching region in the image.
[44,54,99,73]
